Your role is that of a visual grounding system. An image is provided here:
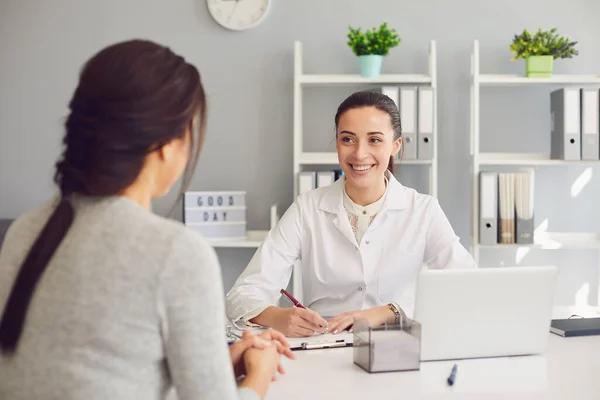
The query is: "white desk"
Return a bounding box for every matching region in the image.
[266,308,600,400]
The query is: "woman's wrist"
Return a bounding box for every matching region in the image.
[239,372,270,399]
[376,305,397,325]
[249,305,279,327]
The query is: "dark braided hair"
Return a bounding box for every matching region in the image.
[0,39,207,354]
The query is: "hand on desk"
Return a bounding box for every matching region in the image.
[237,340,282,399]
[249,306,328,338]
[230,329,295,380]
[327,306,395,334]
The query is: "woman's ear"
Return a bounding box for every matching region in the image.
[391,137,402,157]
[157,139,176,163]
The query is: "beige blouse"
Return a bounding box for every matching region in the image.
[342,176,389,246]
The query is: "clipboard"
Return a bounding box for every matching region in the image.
[291,339,353,351]
[288,332,354,351]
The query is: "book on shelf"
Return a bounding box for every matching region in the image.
[479,170,534,245]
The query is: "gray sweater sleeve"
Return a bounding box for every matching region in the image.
[159,229,259,400]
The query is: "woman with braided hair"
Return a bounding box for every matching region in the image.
[0,39,292,400]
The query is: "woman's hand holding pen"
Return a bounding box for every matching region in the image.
[250,306,329,338]
[230,329,295,380]
[326,306,395,334]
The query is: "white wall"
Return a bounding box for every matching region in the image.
[1,0,599,305]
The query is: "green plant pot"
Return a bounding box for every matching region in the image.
[526,55,553,77]
[359,55,383,78]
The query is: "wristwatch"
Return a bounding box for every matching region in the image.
[387,302,404,325]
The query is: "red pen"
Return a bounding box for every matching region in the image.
[281,288,329,331]
[280,288,307,309]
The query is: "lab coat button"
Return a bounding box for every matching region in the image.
[365,240,370,245]
[358,286,363,291]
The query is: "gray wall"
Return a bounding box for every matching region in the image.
[1,0,599,306]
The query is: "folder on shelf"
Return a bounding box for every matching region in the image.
[515,170,535,244]
[381,86,399,110]
[498,173,515,244]
[399,87,417,160]
[417,87,434,160]
[550,88,581,160]
[316,171,335,188]
[298,171,316,195]
[580,88,599,161]
[479,172,498,245]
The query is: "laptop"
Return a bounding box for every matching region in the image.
[413,266,557,361]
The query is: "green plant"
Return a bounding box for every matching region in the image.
[347,22,401,56]
[509,28,578,60]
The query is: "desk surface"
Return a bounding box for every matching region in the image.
[266,308,600,400]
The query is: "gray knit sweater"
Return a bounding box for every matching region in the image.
[0,196,258,400]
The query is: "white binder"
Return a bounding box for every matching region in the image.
[316,171,335,188]
[550,88,581,160]
[298,171,316,195]
[417,87,434,160]
[580,88,599,160]
[479,172,498,245]
[381,86,399,110]
[399,87,417,160]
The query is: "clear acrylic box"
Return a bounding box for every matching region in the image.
[353,317,421,373]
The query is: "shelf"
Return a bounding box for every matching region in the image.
[478,232,600,250]
[299,152,432,165]
[478,153,600,166]
[298,74,432,86]
[477,74,600,86]
[207,230,268,248]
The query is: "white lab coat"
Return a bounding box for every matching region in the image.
[225,173,476,325]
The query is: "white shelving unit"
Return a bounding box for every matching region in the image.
[293,40,439,199]
[203,204,278,248]
[207,230,269,248]
[291,40,438,299]
[469,39,600,305]
[298,152,433,165]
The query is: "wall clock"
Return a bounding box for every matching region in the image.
[207,0,271,31]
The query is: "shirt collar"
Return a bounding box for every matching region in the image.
[342,175,388,217]
[318,170,410,214]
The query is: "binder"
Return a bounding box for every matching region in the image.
[498,173,515,244]
[381,86,399,110]
[580,88,599,160]
[399,87,417,160]
[550,88,581,160]
[479,172,498,245]
[316,171,335,188]
[417,87,434,160]
[298,171,316,195]
[515,171,534,244]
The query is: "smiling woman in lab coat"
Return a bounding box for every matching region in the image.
[226,90,477,337]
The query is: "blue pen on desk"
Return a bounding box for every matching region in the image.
[447,364,457,386]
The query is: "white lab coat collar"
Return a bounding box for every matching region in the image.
[317,170,410,215]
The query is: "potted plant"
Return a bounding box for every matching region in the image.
[509,28,578,77]
[347,22,401,78]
